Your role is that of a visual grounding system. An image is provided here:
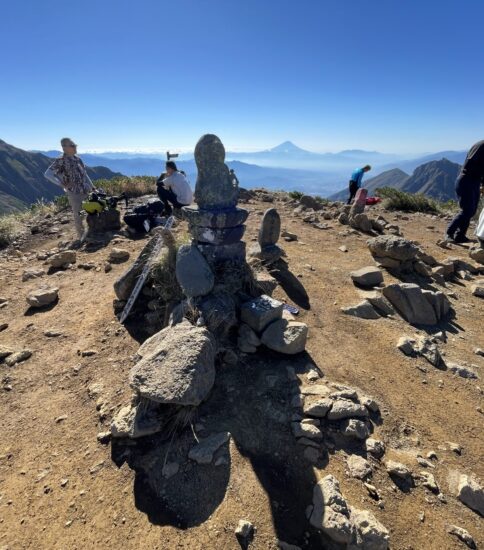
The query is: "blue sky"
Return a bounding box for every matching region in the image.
[1,0,483,154]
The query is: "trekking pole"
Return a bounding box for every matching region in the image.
[119,215,175,324]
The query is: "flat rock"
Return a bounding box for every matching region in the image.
[447,525,477,549]
[291,421,323,441]
[471,281,484,298]
[261,319,308,354]
[175,244,214,297]
[447,362,478,379]
[341,419,370,440]
[350,266,384,287]
[342,300,380,320]
[240,295,283,332]
[188,432,230,464]
[27,287,59,308]
[130,322,216,406]
[365,438,386,459]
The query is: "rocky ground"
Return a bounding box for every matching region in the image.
[0,193,483,550]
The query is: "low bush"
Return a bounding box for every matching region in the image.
[95,176,156,198]
[376,187,440,213]
[288,190,304,200]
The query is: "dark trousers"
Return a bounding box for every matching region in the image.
[157,185,184,215]
[447,176,480,239]
[347,180,358,204]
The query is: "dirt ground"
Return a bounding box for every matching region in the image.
[0,197,482,550]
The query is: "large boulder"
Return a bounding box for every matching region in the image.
[129,321,216,406]
[457,474,484,516]
[367,235,419,262]
[382,283,438,325]
[300,195,323,210]
[350,508,390,550]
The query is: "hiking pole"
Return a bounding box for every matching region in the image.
[119,215,175,324]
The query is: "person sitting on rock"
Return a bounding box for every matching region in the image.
[447,140,484,244]
[156,161,193,216]
[347,165,371,204]
[44,137,94,245]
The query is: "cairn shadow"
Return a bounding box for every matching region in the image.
[112,348,378,549]
[269,259,311,310]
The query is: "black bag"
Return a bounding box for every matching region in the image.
[123,212,151,233]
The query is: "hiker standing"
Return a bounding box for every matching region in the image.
[347,165,371,204]
[156,161,193,215]
[446,140,484,243]
[44,138,93,243]
[229,168,239,187]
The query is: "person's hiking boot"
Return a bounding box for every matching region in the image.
[454,234,472,244]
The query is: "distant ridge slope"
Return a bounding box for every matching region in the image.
[0,139,122,213]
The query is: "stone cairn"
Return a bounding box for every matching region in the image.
[111,134,308,439]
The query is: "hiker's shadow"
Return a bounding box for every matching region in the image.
[112,349,375,549]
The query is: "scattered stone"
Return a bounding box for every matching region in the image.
[111,402,164,438]
[48,250,77,268]
[397,336,417,356]
[96,431,111,444]
[130,322,216,406]
[385,460,412,480]
[261,319,308,355]
[240,295,283,332]
[342,300,380,320]
[5,350,32,367]
[475,348,484,357]
[80,350,97,357]
[338,245,348,253]
[469,246,484,264]
[350,508,390,550]
[341,419,369,440]
[350,266,384,287]
[44,330,63,337]
[448,442,462,455]
[0,323,8,332]
[471,281,484,298]
[447,363,478,379]
[237,323,260,353]
[22,268,45,282]
[291,421,323,441]
[366,438,386,459]
[175,244,215,297]
[162,462,179,479]
[309,475,354,544]
[27,287,59,308]
[327,399,368,420]
[281,230,298,242]
[0,346,14,360]
[420,471,440,494]
[447,525,477,549]
[456,474,484,516]
[347,454,372,479]
[235,519,255,547]
[188,432,230,464]
[109,248,130,263]
[104,262,112,273]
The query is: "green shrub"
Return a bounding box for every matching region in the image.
[0,214,25,248]
[288,190,304,200]
[376,187,440,213]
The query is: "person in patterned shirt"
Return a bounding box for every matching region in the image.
[44,137,94,242]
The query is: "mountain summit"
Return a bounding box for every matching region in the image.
[269,141,309,154]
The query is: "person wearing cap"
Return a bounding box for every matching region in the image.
[156,161,193,215]
[347,164,372,204]
[44,138,94,242]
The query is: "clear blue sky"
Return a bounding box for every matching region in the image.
[1,0,483,154]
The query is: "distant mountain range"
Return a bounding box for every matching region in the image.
[330,159,461,202]
[0,140,121,214]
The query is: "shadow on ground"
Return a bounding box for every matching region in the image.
[112,349,377,549]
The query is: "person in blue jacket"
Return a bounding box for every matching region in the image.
[347,165,372,204]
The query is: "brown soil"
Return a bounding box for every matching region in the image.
[0,199,482,550]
